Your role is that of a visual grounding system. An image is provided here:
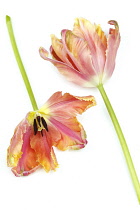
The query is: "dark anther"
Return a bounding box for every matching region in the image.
[37,116,41,127]
[41,117,48,132]
[33,119,38,135]
[41,129,43,137]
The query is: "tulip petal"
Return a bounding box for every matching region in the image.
[40,92,95,151]
[50,93,96,118]
[103,20,120,81]
[7,119,39,176]
[61,29,96,77]
[50,117,87,151]
[7,119,30,167]
[30,130,58,172]
[12,131,39,177]
[40,92,96,118]
[50,35,73,66]
[95,24,107,48]
[73,18,106,74]
[39,47,94,87]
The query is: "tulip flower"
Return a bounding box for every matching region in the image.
[39,18,120,87]
[39,18,140,202]
[8,91,95,176]
[6,16,95,176]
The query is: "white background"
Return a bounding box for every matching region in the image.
[0,0,140,209]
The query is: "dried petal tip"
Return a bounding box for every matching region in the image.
[108,20,119,29]
[39,47,49,58]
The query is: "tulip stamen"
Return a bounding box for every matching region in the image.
[33,119,38,135]
[33,116,49,135]
[37,116,41,127]
[41,117,49,132]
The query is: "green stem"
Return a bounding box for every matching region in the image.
[6,15,38,111]
[97,83,140,203]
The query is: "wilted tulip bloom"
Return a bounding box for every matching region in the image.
[8,91,95,176]
[39,18,120,87]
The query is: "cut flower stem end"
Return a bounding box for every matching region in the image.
[6,15,38,111]
[97,83,140,203]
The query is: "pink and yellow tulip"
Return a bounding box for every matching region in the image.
[7,92,96,176]
[39,18,120,87]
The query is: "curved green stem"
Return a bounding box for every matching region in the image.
[6,16,38,111]
[97,83,140,203]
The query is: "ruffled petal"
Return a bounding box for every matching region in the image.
[39,92,96,118]
[30,130,58,172]
[50,117,87,151]
[7,118,39,176]
[73,18,106,75]
[61,29,96,76]
[50,35,73,66]
[103,20,120,81]
[73,17,96,41]
[39,92,95,151]
[11,129,39,177]
[95,24,107,48]
[7,118,30,167]
[39,47,94,87]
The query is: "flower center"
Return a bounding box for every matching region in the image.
[33,116,48,136]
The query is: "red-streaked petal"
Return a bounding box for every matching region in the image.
[61,29,96,76]
[73,18,106,75]
[7,118,39,177]
[73,17,96,40]
[50,117,87,151]
[11,129,39,177]
[49,93,96,118]
[40,92,96,118]
[50,118,83,143]
[51,35,73,66]
[55,132,87,151]
[7,118,30,167]
[30,130,58,172]
[39,47,94,87]
[50,45,62,61]
[103,20,120,81]
[40,92,95,151]
[43,91,63,108]
[73,17,107,49]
